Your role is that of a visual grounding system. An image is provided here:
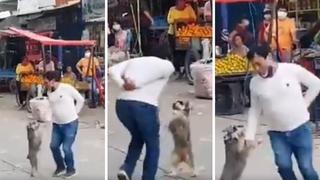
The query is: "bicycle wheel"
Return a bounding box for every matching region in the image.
[184,48,200,85]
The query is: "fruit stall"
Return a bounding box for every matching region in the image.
[175,23,212,84]
[215,54,253,115]
[5,27,104,109]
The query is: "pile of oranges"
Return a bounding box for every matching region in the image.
[176,24,212,38]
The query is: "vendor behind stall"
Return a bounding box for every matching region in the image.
[167,0,197,75]
[230,34,249,58]
[16,57,34,107]
[64,66,77,81]
[37,54,55,73]
[229,17,254,48]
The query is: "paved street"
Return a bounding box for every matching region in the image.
[0,94,105,180]
[108,80,213,180]
[215,112,320,180]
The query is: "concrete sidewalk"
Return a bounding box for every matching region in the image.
[108,80,213,180]
[215,112,320,180]
[0,94,105,179]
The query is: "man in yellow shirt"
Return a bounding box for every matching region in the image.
[268,7,297,62]
[16,57,34,107]
[76,49,101,105]
[167,0,197,76]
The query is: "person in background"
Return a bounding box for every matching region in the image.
[108,56,175,180]
[45,71,84,178]
[229,17,254,48]
[300,21,320,49]
[37,54,55,73]
[245,44,320,180]
[167,0,196,76]
[203,0,212,23]
[15,57,34,108]
[64,66,77,81]
[76,49,101,104]
[258,8,272,45]
[230,34,249,58]
[267,7,297,62]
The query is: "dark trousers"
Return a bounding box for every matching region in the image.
[116,100,160,180]
[268,122,318,180]
[50,120,79,172]
[168,34,185,73]
[16,81,27,104]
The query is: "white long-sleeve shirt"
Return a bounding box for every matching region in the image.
[48,83,85,124]
[108,56,175,106]
[245,63,320,140]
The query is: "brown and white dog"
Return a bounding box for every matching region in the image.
[220,125,261,180]
[167,100,197,177]
[26,120,42,177]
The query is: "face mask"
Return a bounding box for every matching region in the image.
[113,24,121,31]
[278,11,287,20]
[242,20,250,26]
[264,14,271,20]
[85,53,91,58]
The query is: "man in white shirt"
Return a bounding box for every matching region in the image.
[109,56,174,180]
[44,71,85,178]
[245,43,320,180]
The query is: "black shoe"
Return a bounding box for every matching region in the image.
[117,170,129,180]
[52,168,65,177]
[63,170,77,179]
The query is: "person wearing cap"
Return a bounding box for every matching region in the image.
[266,7,297,62]
[258,8,272,45]
[229,17,254,48]
[244,43,320,180]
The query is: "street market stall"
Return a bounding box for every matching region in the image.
[3,27,103,111]
[215,0,276,115]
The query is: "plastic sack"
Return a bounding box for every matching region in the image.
[191,59,212,99]
[29,97,52,122]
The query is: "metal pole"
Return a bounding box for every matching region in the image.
[90,46,96,107]
[41,45,46,73]
[137,0,142,56]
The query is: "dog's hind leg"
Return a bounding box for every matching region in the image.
[29,152,38,177]
[186,146,197,177]
[167,151,180,177]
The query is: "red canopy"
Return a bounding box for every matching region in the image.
[9,27,96,47]
[215,0,274,3]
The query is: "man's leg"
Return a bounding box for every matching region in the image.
[133,102,160,180]
[116,100,144,178]
[268,131,297,180]
[50,123,65,174]
[291,123,319,180]
[61,120,79,174]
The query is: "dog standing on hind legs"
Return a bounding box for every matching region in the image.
[27,120,42,177]
[220,125,261,180]
[167,100,197,177]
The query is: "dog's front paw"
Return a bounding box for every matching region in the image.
[166,170,178,177]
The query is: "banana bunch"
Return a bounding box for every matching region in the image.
[215,54,253,76]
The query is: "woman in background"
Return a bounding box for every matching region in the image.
[167,0,196,77]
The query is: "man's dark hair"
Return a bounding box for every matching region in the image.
[45,71,61,82]
[247,43,271,61]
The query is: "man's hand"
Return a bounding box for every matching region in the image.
[122,76,136,91]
